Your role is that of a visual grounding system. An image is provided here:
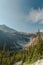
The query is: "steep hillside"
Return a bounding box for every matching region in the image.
[0,25,36,51]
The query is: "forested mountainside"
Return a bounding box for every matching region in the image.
[0,25,36,51]
[0,28,43,65]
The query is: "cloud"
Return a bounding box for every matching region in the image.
[40,29,43,32]
[27,8,43,23]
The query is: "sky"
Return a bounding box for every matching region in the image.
[0,0,43,33]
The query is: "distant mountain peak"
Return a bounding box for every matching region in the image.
[1,24,7,26]
[0,24,17,33]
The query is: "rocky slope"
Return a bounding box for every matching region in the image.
[23,59,43,65]
[13,59,43,65]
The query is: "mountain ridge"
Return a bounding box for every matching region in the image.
[0,25,42,51]
[0,24,17,33]
[0,25,33,51]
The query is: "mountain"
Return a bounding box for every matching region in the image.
[0,25,36,51]
[0,24,17,33]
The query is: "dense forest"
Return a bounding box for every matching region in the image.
[0,32,43,65]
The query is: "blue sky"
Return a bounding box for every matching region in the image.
[0,0,43,33]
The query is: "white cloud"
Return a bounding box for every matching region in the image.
[27,8,43,23]
[40,29,43,32]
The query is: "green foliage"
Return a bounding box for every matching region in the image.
[0,32,43,65]
[18,38,43,65]
[26,39,43,64]
[0,39,43,65]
